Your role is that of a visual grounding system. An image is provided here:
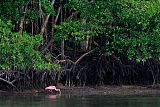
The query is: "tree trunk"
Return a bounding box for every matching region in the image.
[18,2,30,33]
[40,0,56,34]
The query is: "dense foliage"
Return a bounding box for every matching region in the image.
[0,19,59,70]
[0,0,160,90]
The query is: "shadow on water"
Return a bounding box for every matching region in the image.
[1,93,160,107]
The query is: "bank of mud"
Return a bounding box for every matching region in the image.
[59,85,160,96]
[1,85,160,96]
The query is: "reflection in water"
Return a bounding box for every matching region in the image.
[46,94,59,99]
[0,93,160,107]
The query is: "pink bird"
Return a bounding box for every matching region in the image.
[45,86,61,94]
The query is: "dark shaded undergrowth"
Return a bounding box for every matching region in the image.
[1,53,160,91]
[60,54,160,87]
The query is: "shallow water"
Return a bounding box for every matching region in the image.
[0,93,160,107]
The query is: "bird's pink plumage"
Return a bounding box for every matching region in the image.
[45,86,56,90]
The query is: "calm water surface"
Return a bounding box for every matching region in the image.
[0,93,160,107]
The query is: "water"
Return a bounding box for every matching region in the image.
[0,93,160,107]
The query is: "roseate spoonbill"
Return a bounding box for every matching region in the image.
[45,86,61,94]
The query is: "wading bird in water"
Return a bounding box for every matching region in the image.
[45,86,61,94]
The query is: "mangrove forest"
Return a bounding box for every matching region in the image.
[0,0,160,91]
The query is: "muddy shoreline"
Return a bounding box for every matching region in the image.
[1,85,160,96]
[59,85,160,96]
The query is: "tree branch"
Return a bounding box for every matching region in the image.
[0,77,18,90]
[40,0,56,34]
[75,49,94,65]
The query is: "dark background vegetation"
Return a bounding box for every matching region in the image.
[0,0,160,91]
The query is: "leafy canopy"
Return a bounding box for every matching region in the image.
[55,0,160,62]
[0,19,59,70]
